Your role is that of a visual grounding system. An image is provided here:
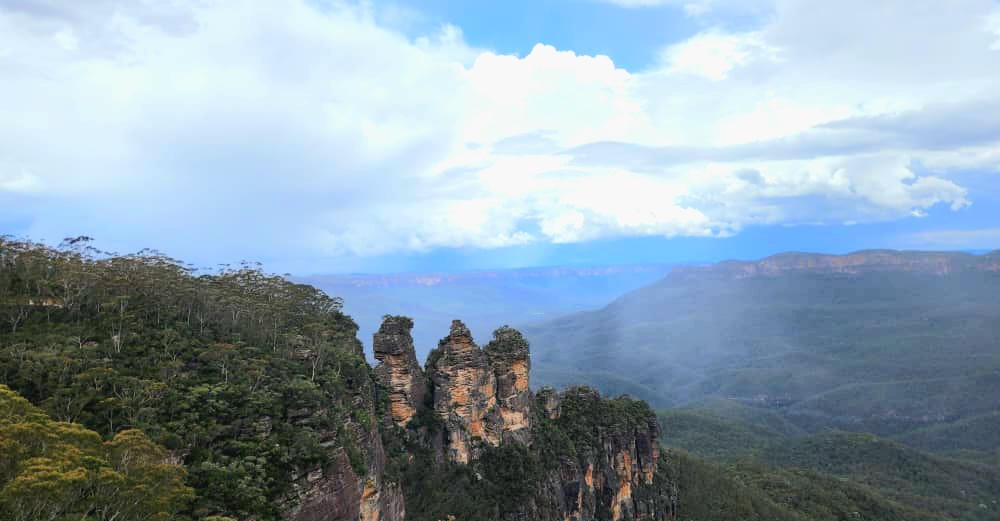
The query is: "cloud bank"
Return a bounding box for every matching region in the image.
[2,0,999,266]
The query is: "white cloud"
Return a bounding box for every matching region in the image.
[1,0,999,267]
[660,30,778,81]
[988,8,1000,50]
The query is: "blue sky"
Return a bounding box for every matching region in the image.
[2,0,1000,274]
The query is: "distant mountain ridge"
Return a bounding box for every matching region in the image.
[673,249,1000,279]
[303,264,672,288]
[525,248,1000,442]
[297,263,673,360]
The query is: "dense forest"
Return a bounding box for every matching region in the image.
[0,236,676,521]
[0,236,374,519]
[659,405,1000,521]
[4,236,997,521]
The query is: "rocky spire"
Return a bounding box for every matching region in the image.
[427,320,499,463]
[373,315,426,426]
[485,325,532,444]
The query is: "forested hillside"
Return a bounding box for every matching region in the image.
[0,236,677,521]
[659,407,1000,521]
[526,250,1000,441]
[0,236,378,519]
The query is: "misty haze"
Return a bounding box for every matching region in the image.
[2,2,1000,521]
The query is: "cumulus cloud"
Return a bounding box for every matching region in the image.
[1,0,998,267]
[660,30,779,80]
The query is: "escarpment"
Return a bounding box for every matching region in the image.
[287,325,405,521]
[529,388,674,521]
[368,316,677,521]
[672,249,1000,280]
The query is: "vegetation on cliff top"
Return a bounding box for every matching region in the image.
[0,237,374,519]
[384,386,668,521]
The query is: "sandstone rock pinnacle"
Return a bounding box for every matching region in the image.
[373,315,426,426]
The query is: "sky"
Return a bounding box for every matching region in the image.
[2,0,1000,274]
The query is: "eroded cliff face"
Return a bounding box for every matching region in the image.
[428,320,501,462]
[485,326,533,444]
[352,317,675,521]
[373,316,427,426]
[285,324,404,521]
[530,388,675,521]
[287,432,404,521]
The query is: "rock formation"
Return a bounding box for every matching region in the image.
[360,317,675,521]
[373,316,426,426]
[536,386,561,419]
[288,332,405,521]
[287,431,404,521]
[484,326,532,444]
[527,387,673,521]
[427,320,501,462]
[426,320,534,463]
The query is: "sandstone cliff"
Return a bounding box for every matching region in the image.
[285,325,406,521]
[425,320,533,462]
[369,316,676,521]
[525,388,675,521]
[673,249,1000,279]
[484,326,532,445]
[374,316,427,426]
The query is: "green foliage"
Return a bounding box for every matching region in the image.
[896,412,1000,452]
[0,237,372,520]
[658,409,777,461]
[0,384,194,521]
[660,450,808,521]
[393,386,663,521]
[484,325,529,354]
[659,406,1000,521]
[556,387,658,462]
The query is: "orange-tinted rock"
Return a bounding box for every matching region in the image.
[427,321,535,462]
[548,387,673,521]
[428,320,499,463]
[373,316,426,427]
[485,326,532,444]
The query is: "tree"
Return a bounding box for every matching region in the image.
[0,385,193,521]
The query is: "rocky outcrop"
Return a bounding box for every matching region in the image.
[287,432,404,521]
[485,326,532,444]
[286,321,405,521]
[310,317,674,521]
[427,320,501,462]
[536,388,674,521]
[426,320,533,463]
[419,322,674,521]
[373,316,426,426]
[537,386,561,419]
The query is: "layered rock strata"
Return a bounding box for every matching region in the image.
[373,316,426,426]
[530,388,674,521]
[362,316,676,521]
